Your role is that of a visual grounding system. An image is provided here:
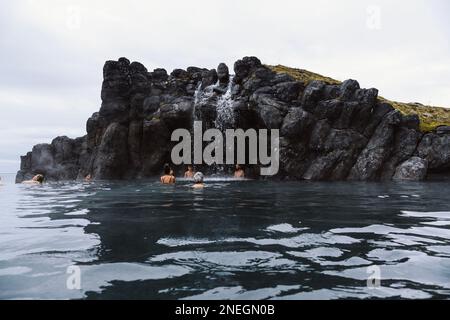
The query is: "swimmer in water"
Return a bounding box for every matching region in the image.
[22,174,44,185]
[192,172,205,189]
[234,164,245,178]
[184,165,194,178]
[84,174,92,182]
[161,164,176,184]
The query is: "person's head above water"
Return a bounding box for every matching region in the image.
[32,174,44,183]
[164,163,172,175]
[161,163,176,184]
[193,172,204,184]
[234,165,245,178]
[184,165,195,178]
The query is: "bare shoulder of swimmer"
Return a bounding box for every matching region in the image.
[22,180,39,185]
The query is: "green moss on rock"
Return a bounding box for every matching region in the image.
[267,64,341,86]
[268,64,450,132]
[378,98,450,132]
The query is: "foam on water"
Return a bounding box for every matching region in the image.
[177,176,252,183]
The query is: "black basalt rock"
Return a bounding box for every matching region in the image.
[416,132,450,171]
[348,110,401,181]
[281,107,314,139]
[301,80,326,112]
[15,56,450,182]
[93,123,129,179]
[201,69,218,89]
[233,56,262,84]
[151,68,169,82]
[393,157,428,181]
[217,63,230,85]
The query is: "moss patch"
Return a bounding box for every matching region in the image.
[378,98,450,132]
[267,64,341,86]
[268,64,450,132]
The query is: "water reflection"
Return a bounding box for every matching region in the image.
[0,178,449,299]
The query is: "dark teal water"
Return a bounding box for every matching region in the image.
[1,173,450,299]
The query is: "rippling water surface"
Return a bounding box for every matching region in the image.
[1,173,450,299]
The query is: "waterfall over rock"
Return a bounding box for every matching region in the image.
[15,56,450,182]
[191,74,236,175]
[215,75,235,131]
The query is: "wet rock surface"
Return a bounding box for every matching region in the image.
[393,157,429,181]
[16,56,450,182]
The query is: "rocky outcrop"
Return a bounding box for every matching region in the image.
[393,157,428,181]
[417,130,450,172]
[16,56,450,182]
[16,136,84,182]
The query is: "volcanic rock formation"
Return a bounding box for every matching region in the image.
[16,57,450,182]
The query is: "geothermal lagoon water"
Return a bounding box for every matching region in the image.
[1,173,450,299]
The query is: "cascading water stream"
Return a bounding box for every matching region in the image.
[192,82,203,122]
[214,75,235,131]
[192,76,235,127]
[191,76,236,175]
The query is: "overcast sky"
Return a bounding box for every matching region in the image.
[0,0,449,173]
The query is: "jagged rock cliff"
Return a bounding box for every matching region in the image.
[16,56,450,182]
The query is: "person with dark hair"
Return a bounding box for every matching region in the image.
[184,165,194,178]
[84,174,93,182]
[22,174,44,185]
[234,164,245,178]
[161,164,176,184]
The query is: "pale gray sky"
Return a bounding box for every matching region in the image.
[0,0,449,173]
